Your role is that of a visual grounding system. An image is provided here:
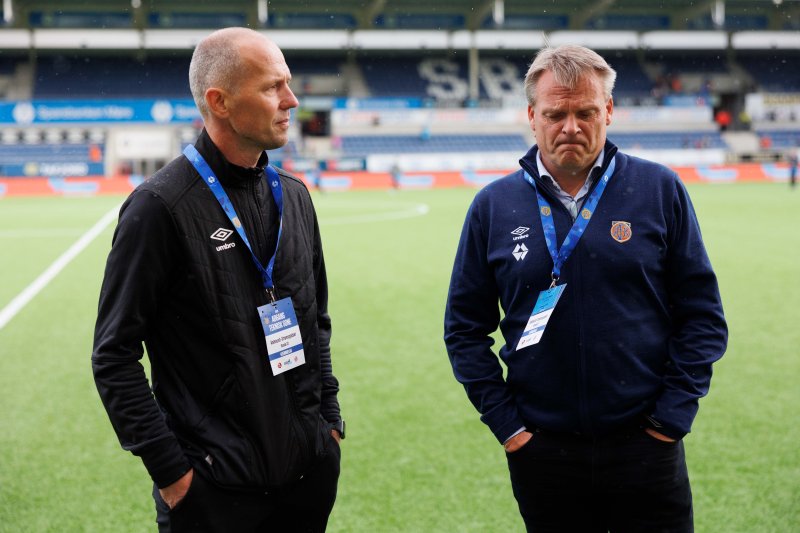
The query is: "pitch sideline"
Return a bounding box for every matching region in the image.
[0,199,428,330]
[0,204,121,331]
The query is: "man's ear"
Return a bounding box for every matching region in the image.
[205,88,229,118]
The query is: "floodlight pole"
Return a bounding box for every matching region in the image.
[3,0,13,24]
[493,0,504,26]
[469,46,480,104]
[258,0,268,26]
[712,0,725,28]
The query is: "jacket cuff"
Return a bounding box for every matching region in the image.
[320,400,341,426]
[645,415,687,441]
[481,405,526,445]
[137,437,193,489]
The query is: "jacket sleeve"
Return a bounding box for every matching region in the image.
[91,191,192,488]
[444,197,525,444]
[311,202,340,425]
[649,178,728,439]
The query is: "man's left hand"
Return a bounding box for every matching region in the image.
[645,428,677,442]
[331,429,342,443]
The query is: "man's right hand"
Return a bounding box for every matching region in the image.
[159,468,194,509]
[504,431,533,453]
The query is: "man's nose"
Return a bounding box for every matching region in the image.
[283,86,299,109]
[562,115,581,135]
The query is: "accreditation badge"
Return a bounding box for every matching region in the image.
[516,284,566,351]
[258,297,306,376]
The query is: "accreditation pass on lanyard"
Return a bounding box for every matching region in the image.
[516,284,567,350]
[259,298,306,376]
[515,156,616,351]
[183,144,306,376]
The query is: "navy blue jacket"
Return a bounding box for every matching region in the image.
[444,141,727,442]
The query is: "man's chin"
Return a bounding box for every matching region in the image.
[263,138,288,151]
[556,155,589,169]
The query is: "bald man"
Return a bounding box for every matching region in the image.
[93,28,343,532]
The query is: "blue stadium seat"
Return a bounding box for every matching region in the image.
[34,56,191,98]
[755,130,800,150]
[608,132,728,150]
[738,52,800,92]
[605,53,653,99]
[360,57,434,98]
[646,51,730,74]
[341,134,528,155]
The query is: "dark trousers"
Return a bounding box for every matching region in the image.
[153,438,341,533]
[506,426,693,533]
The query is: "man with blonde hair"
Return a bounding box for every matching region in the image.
[93,27,343,532]
[445,44,726,531]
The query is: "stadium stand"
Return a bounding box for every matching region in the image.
[0,142,104,177]
[359,56,438,99]
[34,55,192,99]
[755,130,800,150]
[148,12,248,29]
[1,0,799,177]
[737,51,800,93]
[27,10,132,28]
[608,132,728,151]
[646,51,731,75]
[341,134,529,155]
[604,53,654,102]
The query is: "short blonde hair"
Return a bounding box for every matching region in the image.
[524,44,616,107]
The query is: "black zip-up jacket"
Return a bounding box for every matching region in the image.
[92,130,340,490]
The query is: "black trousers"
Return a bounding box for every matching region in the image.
[153,437,341,533]
[506,425,693,533]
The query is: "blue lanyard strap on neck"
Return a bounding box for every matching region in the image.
[183,144,284,300]
[523,156,616,285]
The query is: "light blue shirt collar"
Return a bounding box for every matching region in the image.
[535,150,605,221]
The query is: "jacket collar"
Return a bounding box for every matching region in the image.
[194,129,269,189]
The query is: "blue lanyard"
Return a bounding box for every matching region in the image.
[183,144,284,301]
[523,156,616,286]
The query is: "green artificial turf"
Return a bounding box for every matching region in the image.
[0,183,798,532]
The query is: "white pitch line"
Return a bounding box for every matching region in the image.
[321,203,429,226]
[0,204,120,331]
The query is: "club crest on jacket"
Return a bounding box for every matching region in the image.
[610,221,632,243]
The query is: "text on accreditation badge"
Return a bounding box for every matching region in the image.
[516,284,567,351]
[258,297,306,376]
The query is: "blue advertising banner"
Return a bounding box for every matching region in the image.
[0,99,201,125]
[332,97,426,110]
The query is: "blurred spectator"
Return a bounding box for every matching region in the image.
[789,151,798,189]
[737,110,751,131]
[669,73,682,94]
[390,162,401,190]
[420,124,431,142]
[714,108,731,131]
